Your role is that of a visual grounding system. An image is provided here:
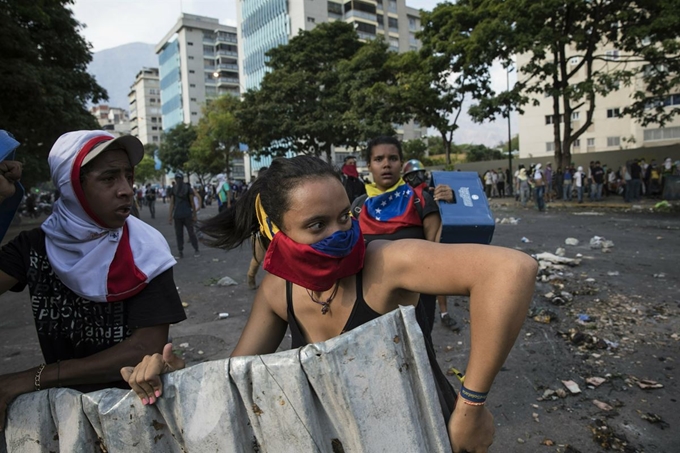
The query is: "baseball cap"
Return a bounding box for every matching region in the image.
[81,135,144,167]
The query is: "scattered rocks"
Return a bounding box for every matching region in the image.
[217,276,238,287]
[589,236,614,251]
[565,237,580,246]
[562,380,582,394]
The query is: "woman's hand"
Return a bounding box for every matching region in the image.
[120,343,185,405]
[448,397,495,453]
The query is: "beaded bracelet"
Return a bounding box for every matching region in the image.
[463,399,486,407]
[460,384,489,404]
[34,363,46,391]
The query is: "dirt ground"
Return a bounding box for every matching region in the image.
[1,199,678,453]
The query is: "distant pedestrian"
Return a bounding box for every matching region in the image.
[574,166,585,203]
[145,183,156,219]
[518,168,530,207]
[168,171,199,258]
[533,164,546,212]
[544,163,553,202]
[592,161,604,201]
[340,155,366,203]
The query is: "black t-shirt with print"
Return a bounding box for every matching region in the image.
[0,228,186,364]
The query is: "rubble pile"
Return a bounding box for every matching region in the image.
[525,236,676,452]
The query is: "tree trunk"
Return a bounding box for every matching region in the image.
[441,131,451,165]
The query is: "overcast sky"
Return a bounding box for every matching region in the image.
[70,0,442,52]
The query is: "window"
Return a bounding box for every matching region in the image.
[643,126,680,142]
[152,136,159,142]
[187,42,194,46]
[151,126,159,131]
[151,117,157,123]
[150,98,156,103]
[190,97,197,101]
[573,139,581,148]
[191,112,198,116]
[607,108,620,118]
[189,70,195,74]
[190,83,196,88]
[545,142,554,152]
[388,17,399,31]
[545,114,563,124]
[189,56,194,60]
[307,16,315,23]
[571,111,580,120]
[569,56,580,65]
[587,138,595,147]
[605,50,620,61]
[607,136,620,147]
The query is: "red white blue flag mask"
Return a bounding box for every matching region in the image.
[262,218,365,292]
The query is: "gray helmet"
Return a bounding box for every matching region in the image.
[402,159,425,176]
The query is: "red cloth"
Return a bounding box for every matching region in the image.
[341,164,359,179]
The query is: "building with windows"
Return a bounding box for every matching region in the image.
[90,105,131,137]
[236,0,424,173]
[517,48,680,160]
[156,14,244,179]
[128,67,163,146]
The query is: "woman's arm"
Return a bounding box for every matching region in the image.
[379,240,537,452]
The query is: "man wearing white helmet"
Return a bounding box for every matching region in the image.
[0,131,186,430]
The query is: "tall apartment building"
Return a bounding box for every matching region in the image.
[128,67,163,146]
[90,105,131,137]
[236,0,424,172]
[517,48,680,160]
[156,14,244,178]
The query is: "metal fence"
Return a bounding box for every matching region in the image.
[2,307,451,453]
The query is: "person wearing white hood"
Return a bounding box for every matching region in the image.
[0,131,186,429]
[573,166,585,203]
[532,163,546,212]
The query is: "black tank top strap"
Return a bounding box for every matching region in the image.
[341,270,381,333]
[286,280,307,349]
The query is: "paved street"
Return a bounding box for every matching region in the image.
[1,199,678,452]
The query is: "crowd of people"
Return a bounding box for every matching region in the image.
[0,130,539,452]
[481,157,680,210]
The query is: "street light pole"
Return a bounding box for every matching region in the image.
[507,65,514,196]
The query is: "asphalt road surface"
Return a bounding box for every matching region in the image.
[1,199,678,453]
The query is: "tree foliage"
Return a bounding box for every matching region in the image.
[425,0,680,169]
[402,139,428,162]
[188,95,241,181]
[158,123,197,172]
[390,9,496,166]
[462,144,504,163]
[134,154,162,184]
[0,0,107,188]
[237,22,404,161]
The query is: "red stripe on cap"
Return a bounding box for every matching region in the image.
[106,223,148,302]
[71,136,112,228]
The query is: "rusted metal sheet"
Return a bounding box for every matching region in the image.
[3,307,451,452]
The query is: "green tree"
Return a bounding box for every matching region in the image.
[402,139,428,162]
[497,135,519,154]
[188,95,242,182]
[427,0,680,169]
[391,11,495,166]
[134,154,162,184]
[462,144,503,163]
[238,22,404,161]
[158,123,197,172]
[0,0,107,188]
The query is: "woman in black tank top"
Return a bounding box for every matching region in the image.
[123,155,538,453]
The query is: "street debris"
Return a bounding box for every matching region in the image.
[562,380,581,394]
[532,412,540,422]
[653,273,666,278]
[635,379,664,390]
[573,211,604,216]
[555,247,566,256]
[178,343,189,348]
[528,307,558,323]
[217,276,238,286]
[535,252,581,266]
[607,271,619,276]
[565,237,580,246]
[496,217,520,224]
[592,400,614,411]
[218,312,230,319]
[181,302,189,308]
[589,236,614,250]
[586,377,606,387]
[521,236,531,243]
[540,439,555,446]
[637,411,670,429]
[590,418,637,451]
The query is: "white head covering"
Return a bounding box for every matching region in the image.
[41,131,176,302]
[536,163,542,170]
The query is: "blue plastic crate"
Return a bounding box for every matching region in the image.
[431,171,495,244]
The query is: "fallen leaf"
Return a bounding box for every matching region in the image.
[586,377,606,387]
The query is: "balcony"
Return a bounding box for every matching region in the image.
[217,63,238,71]
[216,34,237,44]
[203,37,215,44]
[215,77,240,85]
[216,50,238,57]
[345,10,377,22]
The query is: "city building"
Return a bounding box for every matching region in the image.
[156,13,244,179]
[128,67,163,146]
[236,0,424,175]
[90,105,131,137]
[517,47,680,160]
